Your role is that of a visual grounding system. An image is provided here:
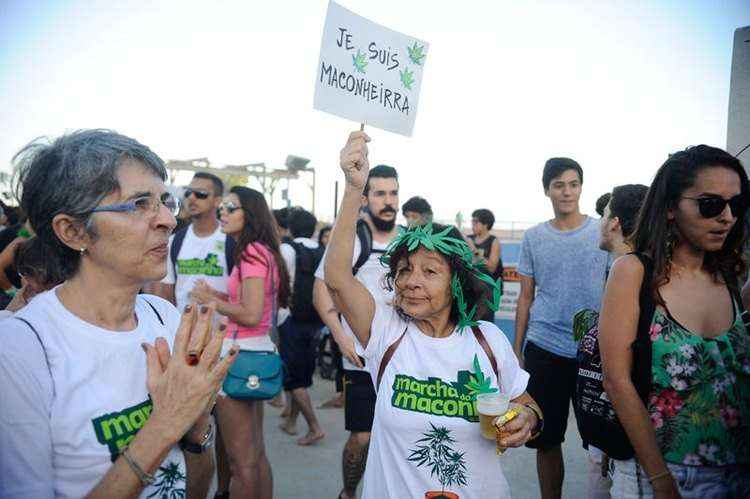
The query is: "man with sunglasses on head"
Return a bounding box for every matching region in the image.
[157,172,233,317]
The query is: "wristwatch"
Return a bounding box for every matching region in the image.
[524,403,544,440]
[179,421,214,454]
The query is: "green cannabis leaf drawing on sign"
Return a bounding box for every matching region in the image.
[400,66,415,90]
[352,50,368,73]
[408,42,426,65]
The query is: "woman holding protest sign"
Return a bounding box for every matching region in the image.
[599,145,750,498]
[323,130,543,498]
[0,130,234,499]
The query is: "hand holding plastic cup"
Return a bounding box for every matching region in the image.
[476,393,510,440]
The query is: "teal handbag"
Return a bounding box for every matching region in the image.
[223,350,283,400]
[222,258,284,400]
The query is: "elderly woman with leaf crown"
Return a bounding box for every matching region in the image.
[324,131,544,499]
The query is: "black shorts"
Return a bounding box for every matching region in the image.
[279,318,321,391]
[524,341,578,450]
[343,369,376,433]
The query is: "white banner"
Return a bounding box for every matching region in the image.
[313,1,429,136]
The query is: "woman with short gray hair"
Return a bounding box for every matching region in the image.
[0,129,236,499]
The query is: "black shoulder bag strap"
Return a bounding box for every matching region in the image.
[142,298,165,326]
[14,317,54,385]
[170,227,189,280]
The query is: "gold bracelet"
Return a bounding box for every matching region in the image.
[647,469,672,484]
[120,445,156,486]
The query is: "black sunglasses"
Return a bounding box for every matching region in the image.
[682,194,748,219]
[219,202,241,214]
[184,188,210,200]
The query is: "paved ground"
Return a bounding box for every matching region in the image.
[262,375,589,499]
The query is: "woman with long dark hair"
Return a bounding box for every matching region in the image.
[599,145,750,498]
[190,186,290,499]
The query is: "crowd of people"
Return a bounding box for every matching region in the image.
[0,127,748,499]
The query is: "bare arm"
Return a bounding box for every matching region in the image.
[485,238,501,274]
[324,131,376,348]
[313,277,363,368]
[211,277,265,328]
[513,275,535,364]
[599,256,677,496]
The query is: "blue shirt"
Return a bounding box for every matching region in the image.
[517,216,608,358]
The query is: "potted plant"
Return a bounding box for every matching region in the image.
[408,423,468,499]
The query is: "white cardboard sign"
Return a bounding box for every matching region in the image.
[313,1,429,136]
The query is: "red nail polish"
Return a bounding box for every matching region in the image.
[187,353,199,366]
[200,305,209,314]
[184,304,192,313]
[219,324,227,331]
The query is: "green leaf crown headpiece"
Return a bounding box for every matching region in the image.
[380,223,502,329]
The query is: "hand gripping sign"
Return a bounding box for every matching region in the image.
[314,1,429,136]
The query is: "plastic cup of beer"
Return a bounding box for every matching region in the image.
[476,393,510,440]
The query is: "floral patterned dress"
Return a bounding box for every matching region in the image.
[648,301,750,467]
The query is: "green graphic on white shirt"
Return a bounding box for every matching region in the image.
[408,422,468,497]
[92,399,186,496]
[176,253,224,276]
[92,399,153,461]
[391,354,497,422]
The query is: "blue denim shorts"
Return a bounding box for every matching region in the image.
[609,457,750,499]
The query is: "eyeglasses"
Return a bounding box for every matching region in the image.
[218,202,241,214]
[681,194,749,219]
[184,188,210,200]
[91,192,180,218]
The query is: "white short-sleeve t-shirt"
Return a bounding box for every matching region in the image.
[357,304,529,499]
[314,235,392,371]
[0,290,186,499]
[162,225,229,313]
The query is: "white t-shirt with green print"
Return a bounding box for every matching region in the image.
[357,304,529,499]
[0,290,187,499]
[163,225,230,313]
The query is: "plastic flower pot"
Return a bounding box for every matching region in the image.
[425,492,459,499]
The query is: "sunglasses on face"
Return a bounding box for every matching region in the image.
[219,202,240,214]
[682,194,749,219]
[184,188,210,200]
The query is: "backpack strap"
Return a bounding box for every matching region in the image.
[471,326,499,381]
[170,226,189,280]
[353,219,372,276]
[376,326,408,390]
[142,298,165,326]
[225,235,236,274]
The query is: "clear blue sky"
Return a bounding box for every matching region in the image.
[1,0,748,224]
